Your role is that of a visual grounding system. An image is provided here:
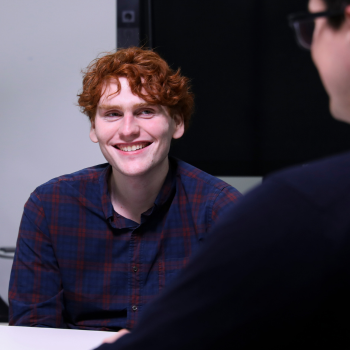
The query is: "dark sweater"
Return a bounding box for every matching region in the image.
[96,151,350,349]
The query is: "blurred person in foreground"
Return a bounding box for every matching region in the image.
[95,0,350,348]
[8,48,240,330]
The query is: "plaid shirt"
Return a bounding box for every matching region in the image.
[9,157,241,330]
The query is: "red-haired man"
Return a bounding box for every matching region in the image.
[9,47,241,331]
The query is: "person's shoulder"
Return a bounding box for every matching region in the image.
[172,157,241,195]
[268,151,350,207]
[33,163,110,194]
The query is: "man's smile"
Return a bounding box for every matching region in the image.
[114,142,152,152]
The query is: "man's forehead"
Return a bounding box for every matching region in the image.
[100,77,145,99]
[102,76,143,92]
[101,77,126,94]
[98,77,166,112]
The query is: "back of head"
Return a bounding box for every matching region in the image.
[78,47,194,131]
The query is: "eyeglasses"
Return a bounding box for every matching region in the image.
[288,10,344,50]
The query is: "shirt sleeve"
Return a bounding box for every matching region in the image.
[8,192,66,328]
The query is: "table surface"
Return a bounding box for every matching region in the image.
[0,325,114,350]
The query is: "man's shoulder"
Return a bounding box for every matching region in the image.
[172,157,240,195]
[34,163,110,194]
[268,151,350,207]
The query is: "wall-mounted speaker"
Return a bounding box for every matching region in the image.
[117,0,153,49]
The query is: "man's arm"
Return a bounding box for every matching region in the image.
[9,193,66,328]
[94,176,350,349]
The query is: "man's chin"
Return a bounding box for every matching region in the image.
[110,156,170,180]
[114,168,149,178]
[112,163,155,178]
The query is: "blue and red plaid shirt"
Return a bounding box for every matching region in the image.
[9,157,241,330]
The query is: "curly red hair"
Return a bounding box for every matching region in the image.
[77,47,194,130]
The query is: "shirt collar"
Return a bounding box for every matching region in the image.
[153,157,177,208]
[99,165,114,221]
[98,158,177,225]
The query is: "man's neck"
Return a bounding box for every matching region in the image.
[109,158,170,224]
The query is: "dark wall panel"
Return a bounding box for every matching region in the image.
[152,0,258,175]
[148,0,350,175]
[258,0,350,173]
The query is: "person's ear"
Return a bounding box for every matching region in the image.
[345,4,350,17]
[344,5,350,44]
[345,5,350,26]
[89,120,99,143]
[172,114,185,139]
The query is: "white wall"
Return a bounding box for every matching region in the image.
[0,0,116,304]
[219,177,262,195]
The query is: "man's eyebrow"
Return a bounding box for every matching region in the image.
[133,103,157,109]
[97,103,157,111]
[98,104,122,110]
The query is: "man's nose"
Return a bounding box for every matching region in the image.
[118,114,140,139]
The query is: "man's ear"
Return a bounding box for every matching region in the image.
[344,5,350,45]
[172,114,185,139]
[345,5,350,27]
[345,5,350,19]
[89,121,99,143]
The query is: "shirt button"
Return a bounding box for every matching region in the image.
[132,266,138,272]
[132,305,138,311]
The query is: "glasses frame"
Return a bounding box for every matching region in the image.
[288,10,344,50]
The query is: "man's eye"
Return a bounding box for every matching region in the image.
[140,109,154,116]
[105,112,121,118]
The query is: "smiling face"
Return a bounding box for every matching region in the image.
[309,0,350,123]
[90,77,184,179]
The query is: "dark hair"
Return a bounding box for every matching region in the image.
[324,0,350,28]
[78,47,194,131]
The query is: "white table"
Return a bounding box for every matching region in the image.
[0,325,114,350]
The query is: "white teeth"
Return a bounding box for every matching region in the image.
[118,143,148,152]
